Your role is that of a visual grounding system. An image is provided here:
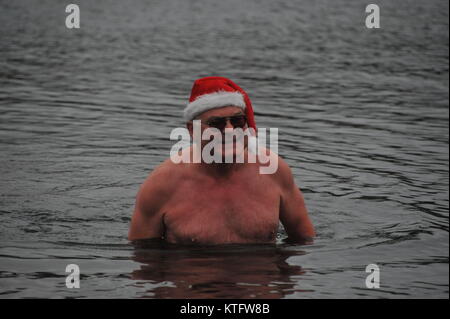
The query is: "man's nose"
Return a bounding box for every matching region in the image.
[224,119,234,130]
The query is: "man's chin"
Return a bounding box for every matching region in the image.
[219,142,246,161]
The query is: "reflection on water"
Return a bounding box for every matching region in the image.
[131,240,305,298]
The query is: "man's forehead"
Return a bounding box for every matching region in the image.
[199,106,244,118]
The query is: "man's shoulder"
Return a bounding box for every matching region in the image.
[258,148,295,189]
[142,158,189,188]
[136,158,191,208]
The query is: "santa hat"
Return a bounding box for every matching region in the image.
[184,76,257,131]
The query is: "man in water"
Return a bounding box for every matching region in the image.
[128,76,315,244]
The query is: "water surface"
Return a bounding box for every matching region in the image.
[0,0,448,298]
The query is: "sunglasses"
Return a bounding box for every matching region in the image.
[204,115,247,131]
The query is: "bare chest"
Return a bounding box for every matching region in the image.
[162,174,280,244]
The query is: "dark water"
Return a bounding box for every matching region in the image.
[0,0,448,298]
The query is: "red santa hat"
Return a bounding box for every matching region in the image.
[184,76,257,131]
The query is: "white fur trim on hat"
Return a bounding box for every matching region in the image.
[184,91,246,121]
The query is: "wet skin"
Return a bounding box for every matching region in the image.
[128,106,315,244]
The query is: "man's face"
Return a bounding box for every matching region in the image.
[188,106,249,161]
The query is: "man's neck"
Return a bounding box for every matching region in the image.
[198,161,244,179]
[189,144,251,178]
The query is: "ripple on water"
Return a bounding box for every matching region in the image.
[0,0,448,298]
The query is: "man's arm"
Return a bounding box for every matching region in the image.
[276,158,315,243]
[128,164,172,241]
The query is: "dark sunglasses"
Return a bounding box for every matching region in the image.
[204,115,247,131]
